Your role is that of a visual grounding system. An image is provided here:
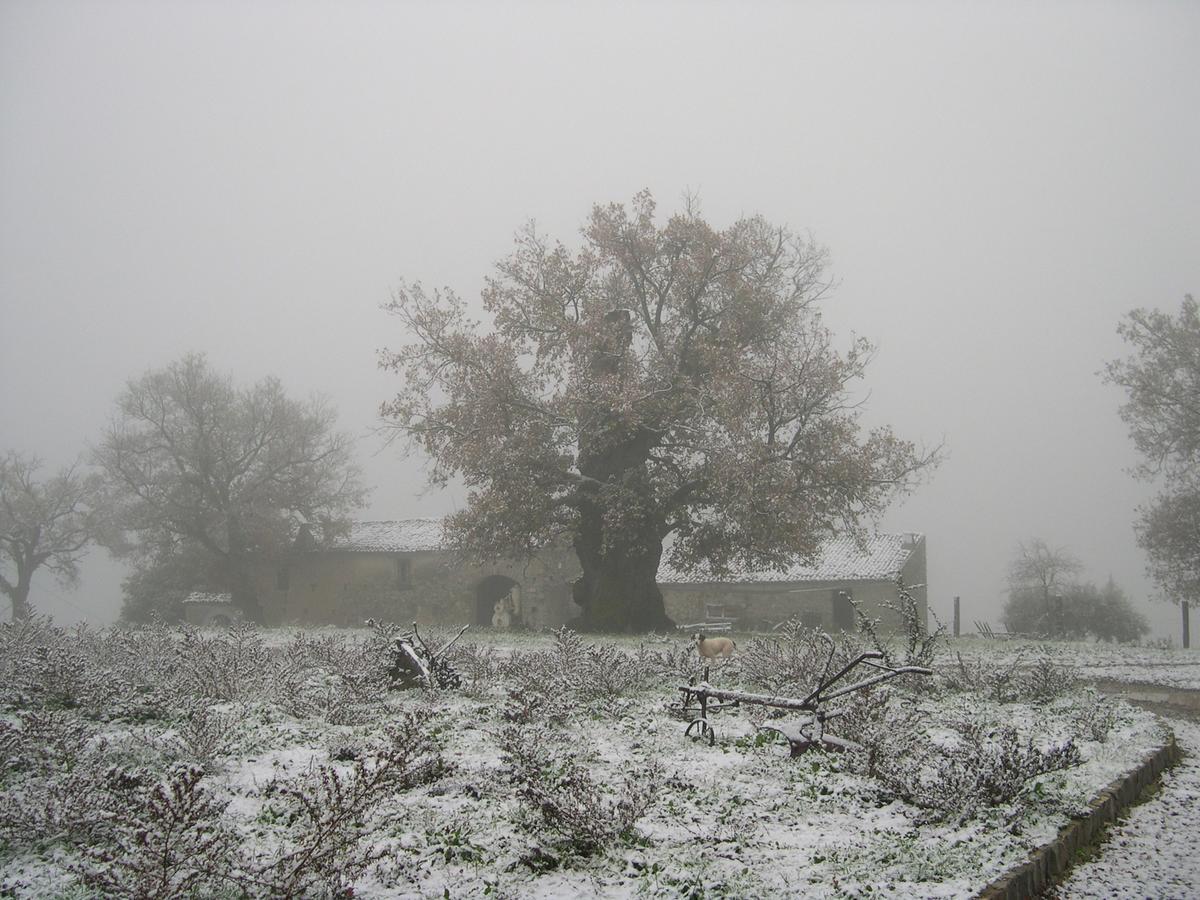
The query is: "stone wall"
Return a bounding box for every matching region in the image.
[252,548,582,629]
[662,579,906,631]
[662,536,927,633]
[249,535,926,633]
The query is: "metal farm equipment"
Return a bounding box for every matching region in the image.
[674,636,931,755]
[388,621,468,689]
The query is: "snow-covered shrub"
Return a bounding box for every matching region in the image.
[502,627,652,712]
[836,686,923,779]
[92,622,186,721]
[176,621,270,702]
[0,718,18,774]
[172,703,240,765]
[941,652,1026,703]
[634,639,702,682]
[304,631,392,700]
[1021,655,1078,701]
[740,621,862,694]
[502,681,574,725]
[258,632,382,725]
[941,651,1077,704]
[0,616,56,707]
[73,763,234,899]
[1,704,231,860]
[444,639,503,697]
[236,710,446,898]
[0,709,94,776]
[870,721,1082,822]
[854,579,944,671]
[1067,688,1118,743]
[3,753,165,853]
[499,722,663,856]
[0,619,117,715]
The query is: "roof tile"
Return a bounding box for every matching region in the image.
[315,519,919,584]
[323,519,445,553]
[183,591,233,604]
[656,533,920,584]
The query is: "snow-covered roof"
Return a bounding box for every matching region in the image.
[183,591,233,605]
[656,532,922,584]
[308,518,919,584]
[321,519,445,553]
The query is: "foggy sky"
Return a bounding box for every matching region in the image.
[2,1,1197,637]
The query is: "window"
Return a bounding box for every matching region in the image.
[396,557,412,589]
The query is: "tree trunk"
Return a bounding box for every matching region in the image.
[9,582,31,623]
[571,511,673,633]
[569,315,675,634]
[225,542,263,624]
[230,569,263,624]
[570,440,674,633]
[8,560,33,623]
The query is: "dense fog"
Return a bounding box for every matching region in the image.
[2,1,1197,636]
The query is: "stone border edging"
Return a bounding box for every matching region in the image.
[976,733,1181,899]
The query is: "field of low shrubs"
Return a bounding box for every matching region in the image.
[0,614,1169,898]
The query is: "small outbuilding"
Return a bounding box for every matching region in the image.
[181,591,241,628]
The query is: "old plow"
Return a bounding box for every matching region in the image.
[675,636,932,755]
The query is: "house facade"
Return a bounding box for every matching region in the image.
[657,533,927,632]
[222,520,927,634]
[248,520,579,630]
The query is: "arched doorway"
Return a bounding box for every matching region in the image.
[475,575,520,627]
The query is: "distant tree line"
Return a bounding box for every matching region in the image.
[1,353,365,624]
[1002,539,1149,643]
[95,354,365,623]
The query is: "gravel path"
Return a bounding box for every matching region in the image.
[1051,716,1200,900]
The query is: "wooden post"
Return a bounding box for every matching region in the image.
[1183,600,1190,650]
[953,596,961,638]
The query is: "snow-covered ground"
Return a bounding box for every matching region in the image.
[941,636,1200,680]
[0,624,1195,898]
[942,635,1200,898]
[1052,715,1200,900]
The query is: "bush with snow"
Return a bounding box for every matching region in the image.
[0,619,1175,899]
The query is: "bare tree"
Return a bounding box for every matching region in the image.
[95,354,366,621]
[381,193,938,632]
[1006,538,1083,637]
[0,452,104,622]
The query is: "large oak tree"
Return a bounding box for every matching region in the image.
[0,452,104,622]
[382,194,937,632]
[96,354,366,621]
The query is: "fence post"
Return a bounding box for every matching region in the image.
[953,596,960,638]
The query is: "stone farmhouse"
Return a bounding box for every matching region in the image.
[183,519,926,632]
